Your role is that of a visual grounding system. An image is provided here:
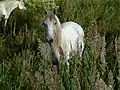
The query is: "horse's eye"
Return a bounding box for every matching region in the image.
[54,22,57,25]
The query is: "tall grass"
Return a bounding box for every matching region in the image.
[0,0,120,90]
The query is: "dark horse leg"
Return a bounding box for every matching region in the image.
[0,20,4,35]
[0,20,2,34]
[52,56,60,74]
[49,43,60,73]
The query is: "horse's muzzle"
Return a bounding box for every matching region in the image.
[46,38,53,44]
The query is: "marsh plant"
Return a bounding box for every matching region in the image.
[0,0,120,90]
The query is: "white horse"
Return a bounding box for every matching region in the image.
[42,11,84,66]
[0,0,26,27]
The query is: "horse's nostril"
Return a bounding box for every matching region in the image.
[46,38,48,42]
[49,38,53,43]
[46,38,53,44]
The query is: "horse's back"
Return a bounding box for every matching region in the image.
[61,21,84,53]
[61,21,84,37]
[0,0,19,18]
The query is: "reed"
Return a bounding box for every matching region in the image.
[0,0,120,89]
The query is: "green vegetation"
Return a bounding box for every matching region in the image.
[0,0,120,90]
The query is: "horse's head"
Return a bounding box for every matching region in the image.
[42,11,58,44]
[18,0,26,10]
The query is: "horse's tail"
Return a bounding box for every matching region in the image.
[78,28,84,57]
[78,27,84,57]
[81,38,84,56]
[79,38,84,57]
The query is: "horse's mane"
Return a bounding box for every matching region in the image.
[54,15,63,55]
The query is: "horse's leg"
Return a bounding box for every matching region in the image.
[65,52,70,66]
[0,20,2,33]
[4,12,10,28]
[52,50,60,65]
[5,19,7,27]
[52,49,60,74]
[4,19,9,35]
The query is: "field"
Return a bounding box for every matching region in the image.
[0,0,120,90]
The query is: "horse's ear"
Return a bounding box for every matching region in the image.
[53,9,56,14]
